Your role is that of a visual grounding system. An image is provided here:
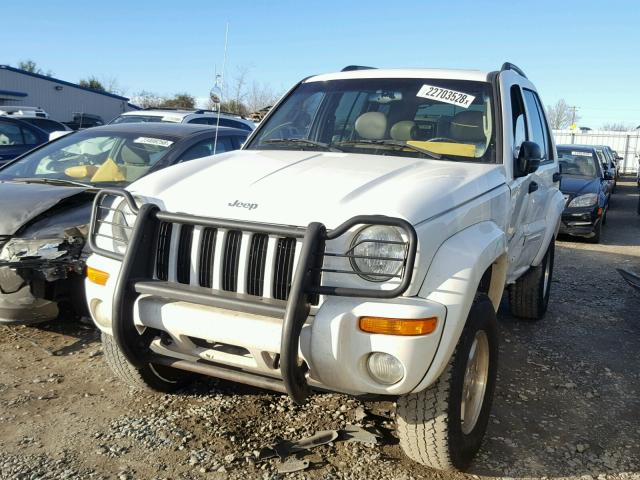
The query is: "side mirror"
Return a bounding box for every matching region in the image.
[604,171,614,180]
[515,141,542,177]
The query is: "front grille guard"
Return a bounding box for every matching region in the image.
[88,189,417,403]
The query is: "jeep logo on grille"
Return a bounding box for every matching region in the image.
[228,199,258,211]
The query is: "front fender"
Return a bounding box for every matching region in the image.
[411,221,506,393]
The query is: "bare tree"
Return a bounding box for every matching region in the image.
[208,66,281,115]
[245,81,280,113]
[130,91,166,109]
[17,59,53,76]
[100,76,126,96]
[546,99,580,129]
[601,122,632,131]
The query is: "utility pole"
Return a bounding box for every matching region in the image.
[570,106,579,126]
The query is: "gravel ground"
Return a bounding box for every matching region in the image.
[1,178,639,480]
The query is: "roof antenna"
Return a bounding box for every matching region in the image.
[211,22,229,155]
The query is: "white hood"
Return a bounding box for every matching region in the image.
[129,150,506,228]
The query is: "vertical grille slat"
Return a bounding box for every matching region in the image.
[155,222,173,281]
[198,228,217,288]
[222,230,242,292]
[273,237,296,300]
[176,225,194,284]
[247,233,268,296]
[157,222,306,304]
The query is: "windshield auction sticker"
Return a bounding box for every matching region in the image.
[133,137,174,147]
[570,151,592,157]
[416,85,476,108]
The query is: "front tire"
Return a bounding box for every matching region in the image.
[509,240,555,320]
[396,295,498,471]
[102,333,192,393]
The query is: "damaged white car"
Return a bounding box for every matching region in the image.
[86,63,564,470]
[0,122,247,324]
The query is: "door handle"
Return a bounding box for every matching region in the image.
[528,181,538,193]
[552,172,561,183]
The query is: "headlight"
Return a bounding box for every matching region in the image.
[568,193,598,208]
[111,199,137,254]
[0,238,66,262]
[349,225,406,282]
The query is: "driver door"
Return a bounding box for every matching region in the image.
[504,79,552,278]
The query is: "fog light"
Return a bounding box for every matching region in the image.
[90,299,109,327]
[366,352,405,385]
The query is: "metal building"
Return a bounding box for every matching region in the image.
[0,65,135,123]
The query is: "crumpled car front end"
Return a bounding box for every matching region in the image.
[0,210,90,324]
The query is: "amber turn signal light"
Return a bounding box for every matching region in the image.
[86,266,109,286]
[359,316,437,336]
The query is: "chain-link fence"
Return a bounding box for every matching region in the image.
[553,130,639,173]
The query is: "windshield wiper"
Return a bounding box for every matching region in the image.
[335,139,442,160]
[13,177,93,188]
[263,138,344,152]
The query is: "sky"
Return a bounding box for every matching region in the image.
[3,0,640,128]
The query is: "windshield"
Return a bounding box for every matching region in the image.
[111,115,179,124]
[558,149,599,177]
[247,78,496,162]
[0,132,176,186]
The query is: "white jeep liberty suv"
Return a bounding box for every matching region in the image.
[85,63,564,471]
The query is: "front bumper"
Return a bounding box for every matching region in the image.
[559,205,601,237]
[0,267,58,324]
[87,189,424,402]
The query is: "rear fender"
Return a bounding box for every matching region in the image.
[411,221,506,393]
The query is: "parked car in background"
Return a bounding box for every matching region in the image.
[18,117,72,134]
[111,108,256,132]
[64,113,105,130]
[0,116,49,164]
[557,145,610,243]
[601,145,620,180]
[594,146,617,194]
[0,123,247,325]
[0,105,49,118]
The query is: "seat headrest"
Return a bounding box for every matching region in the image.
[355,112,387,140]
[450,110,485,142]
[390,121,417,141]
[121,144,150,165]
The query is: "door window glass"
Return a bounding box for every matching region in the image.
[0,123,24,145]
[510,86,527,157]
[523,89,549,160]
[177,137,234,162]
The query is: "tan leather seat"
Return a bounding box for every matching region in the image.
[450,111,485,143]
[390,121,417,141]
[120,144,152,182]
[354,112,387,140]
